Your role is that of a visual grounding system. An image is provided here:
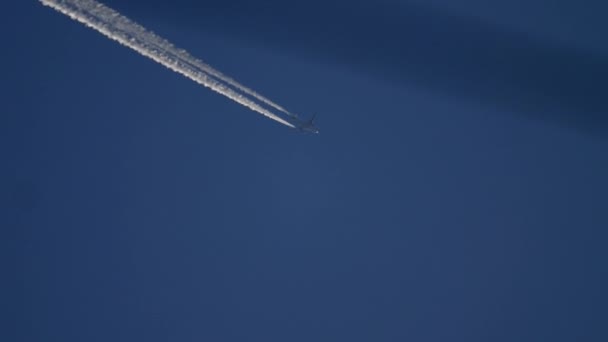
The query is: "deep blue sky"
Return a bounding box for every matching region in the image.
[5,1,608,341]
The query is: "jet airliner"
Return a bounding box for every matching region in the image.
[292,114,319,134]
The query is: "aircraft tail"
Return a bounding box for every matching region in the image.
[308,113,317,124]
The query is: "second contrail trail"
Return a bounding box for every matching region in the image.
[39,0,296,128]
[175,51,299,119]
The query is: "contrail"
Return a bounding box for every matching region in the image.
[175,50,299,119]
[39,0,296,128]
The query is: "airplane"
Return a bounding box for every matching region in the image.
[292,113,320,134]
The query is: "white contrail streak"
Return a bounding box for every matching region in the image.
[39,0,296,128]
[175,51,299,118]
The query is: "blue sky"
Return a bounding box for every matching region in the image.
[5,1,608,341]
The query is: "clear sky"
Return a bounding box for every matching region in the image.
[5,1,608,341]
